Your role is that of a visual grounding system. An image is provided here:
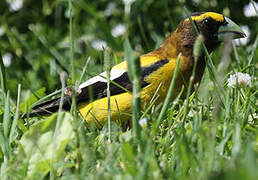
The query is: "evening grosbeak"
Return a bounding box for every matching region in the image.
[28,12,246,127]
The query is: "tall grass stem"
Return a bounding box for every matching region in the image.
[124,39,141,141]
[104,48,112,142]
[157,53,181,126]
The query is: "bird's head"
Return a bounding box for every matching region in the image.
[175,12,246,54]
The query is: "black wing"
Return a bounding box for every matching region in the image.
[76,59,169,103]
[28,59,169,117]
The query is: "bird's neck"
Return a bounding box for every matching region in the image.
[150,31,196,60]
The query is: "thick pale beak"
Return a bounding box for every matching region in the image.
[218,17,246,41]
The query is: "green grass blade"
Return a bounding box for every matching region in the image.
[0,52,6,93]
[157,53,181,126]
[69,0,75,84]
[248,34,258,66]
[104,48,112,142]
[78,57,92,85]
[3,91,10,138]
[0,128,10,160]
[124,38,141,141]
[9,84,21,144]
[50,71,67,180]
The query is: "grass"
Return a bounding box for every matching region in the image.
[0,2,258,180]
[1,37,257,180]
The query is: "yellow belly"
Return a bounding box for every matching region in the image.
[78,92,133,126]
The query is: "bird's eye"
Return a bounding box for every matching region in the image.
[202,18,211,26]
[202,18,218,33]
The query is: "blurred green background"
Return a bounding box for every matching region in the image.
[0,0,257,98]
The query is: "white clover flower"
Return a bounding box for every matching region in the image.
[139,118,147,128]
[104,2,116,17]
[227,72,252,88]
[91,40,107,50]
[2,53,13,67]
[244,2,258,17]
[111,24,126,37]
[122,0,136,14]
[9,0,23,12]
[122,0,136,5]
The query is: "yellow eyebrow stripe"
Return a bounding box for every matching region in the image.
[186,12,224,22]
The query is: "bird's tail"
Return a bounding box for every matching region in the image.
[27,96,71,117]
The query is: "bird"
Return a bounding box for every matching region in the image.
[28,12,245,127]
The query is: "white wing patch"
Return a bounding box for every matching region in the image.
[79,69,126,89]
